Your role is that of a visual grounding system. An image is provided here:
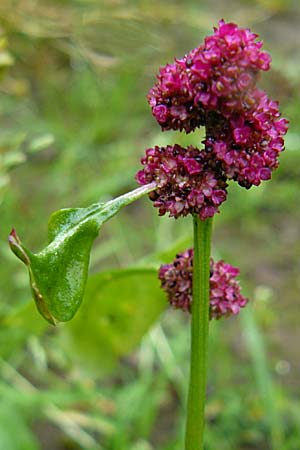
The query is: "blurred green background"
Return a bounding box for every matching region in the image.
[0,0,300,449]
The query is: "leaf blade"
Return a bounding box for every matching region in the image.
[62,266,166,372]
[9,183,156,324]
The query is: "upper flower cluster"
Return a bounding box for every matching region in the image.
[159,248,248,319]
[136,144,227,219]
[148,20,272,133]
[205,89,288,187]
[136,20,288,219]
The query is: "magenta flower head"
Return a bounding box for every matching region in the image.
[206,88,289,187]
[148,20,272,133]
[136,144,228,220]
[146,19,288,188]
[158,249,248,319]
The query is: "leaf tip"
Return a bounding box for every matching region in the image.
[8,228,30,265]
[8,227,19,246]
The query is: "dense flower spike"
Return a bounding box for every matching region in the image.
[159,249,248,319]
[147,19,288,188]
[148,20,272,133]
[205,89,289,187]
[136,144,228,220]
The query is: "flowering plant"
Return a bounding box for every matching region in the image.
[9,20,288,450]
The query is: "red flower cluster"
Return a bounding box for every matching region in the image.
[137,20,288,218]
[158,249,248,319]
[148,20,272,133]
[136,145,227,219]
[206,89,288,187]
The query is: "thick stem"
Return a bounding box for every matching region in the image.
[185,215,213,450]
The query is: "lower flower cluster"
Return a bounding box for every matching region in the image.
[136,144,227,220]
[158,249,248,319]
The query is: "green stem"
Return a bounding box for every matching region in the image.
[104,181,157,209]
[185,215,213,450]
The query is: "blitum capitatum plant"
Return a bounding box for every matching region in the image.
[9,20,288,450]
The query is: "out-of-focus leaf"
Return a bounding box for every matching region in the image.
[241,307,284,448]
[0,398,39,450]
[0,51,14,68]
[153,235,193,264]
[0,173,9,189]
[0,301,48,358]
[9,184,155,325]
[2,150,26,168]
[28,134,55,153]
[62,267,166,371]
[0,34,14,70]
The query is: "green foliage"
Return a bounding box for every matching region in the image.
[0,301,47,359]
[0,0,299,449]
[241,307,283,448]
[0,399,39,450]
[62,267,166,371]
[9,185,154,324]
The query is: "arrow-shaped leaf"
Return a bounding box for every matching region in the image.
[9,183,156,324]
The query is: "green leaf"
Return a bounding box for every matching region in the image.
[8,184,156,324]
[62,267,166,372]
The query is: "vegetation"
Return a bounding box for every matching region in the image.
[0,1,299,449]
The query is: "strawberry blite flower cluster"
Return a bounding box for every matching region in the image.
[137,19,288,218]
[136,144,227,220]
[148,20,272,133]
[205,89,288,188]
[159,249,248,319]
